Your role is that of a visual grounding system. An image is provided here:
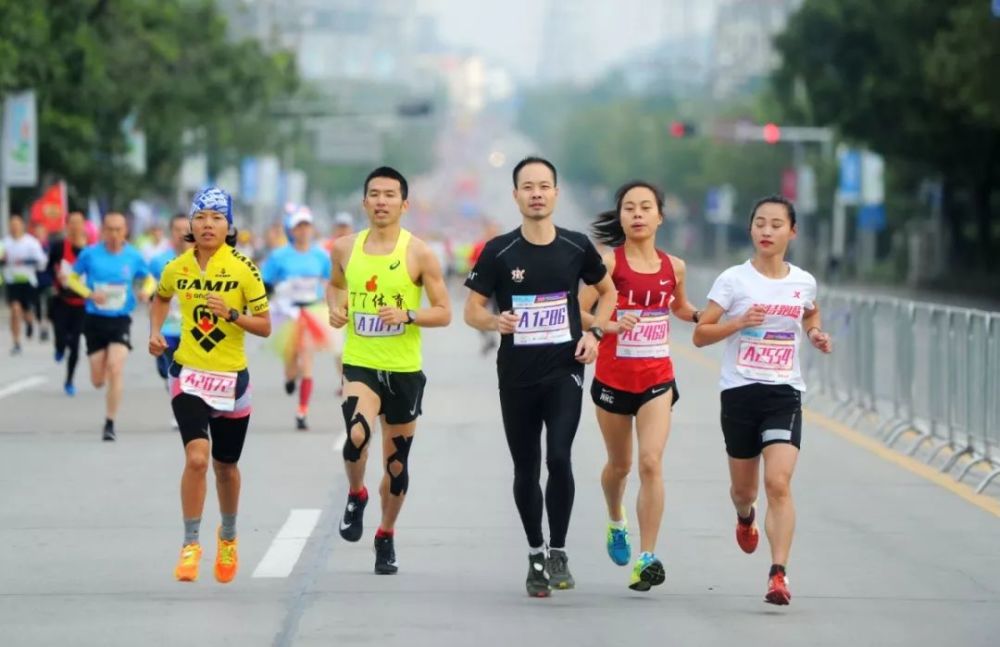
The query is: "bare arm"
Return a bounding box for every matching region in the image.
[464,290,500,332]
[668,257,699,323]
[579,251,615,330]
[326,237,350,328]
[412,241,451,327]
[692,300,764,347]
[149,295,170,334]
[803,304,833,353]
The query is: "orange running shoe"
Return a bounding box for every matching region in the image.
[765,572,791,605]
[735,506,759,554]
[174,543,202,582]
[214,529,238,584]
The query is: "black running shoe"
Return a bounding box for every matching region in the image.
[40,328,49,342]
[25,321,33,339]
[546,548,575,590]
[284,379,296,395]
[102,420,116,442]
[295,415,308,431]
[374,535,398,575]
[526,552,551,598]
[338,492,367,542]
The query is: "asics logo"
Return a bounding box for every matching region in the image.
[389,260,401,270]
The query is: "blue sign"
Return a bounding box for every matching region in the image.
[857,204,886,232]
[838,149,862,202]
[994,0,1000,18]
[240,157,257,203]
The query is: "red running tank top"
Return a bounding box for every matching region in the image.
[594,245,676,393]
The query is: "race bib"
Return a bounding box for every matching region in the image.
[736,330,796,382]
[179,367,237,411]
[8,263,34,283]
[616,309,670,359]
[512,292,572,346]
[95,283,128,311]
[353,312,404,337]
[288,277,321,304]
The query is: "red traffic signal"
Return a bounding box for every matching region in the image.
[669,121,696,138]
[763,123,781,144]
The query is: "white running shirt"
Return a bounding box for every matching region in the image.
[707,260,817,392]
[1,234,47,286]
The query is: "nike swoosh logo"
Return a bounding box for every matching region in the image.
[651,387,666,394]
[389,260,401,270]
[409,402,419,416]
[659,280,671,286]
[339,519,352,531]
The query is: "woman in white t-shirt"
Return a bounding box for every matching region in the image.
[693,195,832,606]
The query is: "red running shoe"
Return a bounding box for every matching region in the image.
[736,506,759,554]
[765,572,791,605]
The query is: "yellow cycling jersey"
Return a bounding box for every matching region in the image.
[156,244,269,372]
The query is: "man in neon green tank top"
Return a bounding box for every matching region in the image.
[327,166,452,574]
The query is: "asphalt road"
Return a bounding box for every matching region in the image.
[1,289,998,647]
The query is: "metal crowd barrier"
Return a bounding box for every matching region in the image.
[686,267,1000,494]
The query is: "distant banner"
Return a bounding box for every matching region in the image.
[2,91,39,186]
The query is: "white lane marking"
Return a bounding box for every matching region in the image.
[252,509,322,578]
[333,431,346,452]
[0,375,48,400]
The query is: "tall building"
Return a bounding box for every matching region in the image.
[709,0,801,99]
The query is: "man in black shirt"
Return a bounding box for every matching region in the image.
[464,156,617,597]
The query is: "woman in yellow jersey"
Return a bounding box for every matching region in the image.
[327,167,451,575]
[148,187,271,584]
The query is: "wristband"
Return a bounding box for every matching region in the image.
[806,326,821,338]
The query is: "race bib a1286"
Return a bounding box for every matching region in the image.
[353,312,404,337]
[95,283,128,311]
[736,330,796,382]
[512,292,572,346]
[179,366,237,411]
[616,309,670,359]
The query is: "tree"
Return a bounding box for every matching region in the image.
[772,0,1000,269]
[0,0,299,209]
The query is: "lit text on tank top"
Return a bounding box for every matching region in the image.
[622,288,672,309]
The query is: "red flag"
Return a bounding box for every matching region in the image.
[30,182,68,235]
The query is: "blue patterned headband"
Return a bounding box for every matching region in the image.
[189,187,233,225]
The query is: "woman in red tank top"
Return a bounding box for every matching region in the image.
[579,181,701,592]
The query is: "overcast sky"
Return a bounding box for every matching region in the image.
[418,0,718,80]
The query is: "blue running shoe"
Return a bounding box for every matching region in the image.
[629,552,666,592]
[55,348,65,363]
[64,383,76,397]
[606,522,631,566]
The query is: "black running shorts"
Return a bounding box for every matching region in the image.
[591,377,679,417]
[343,364,427,425]
[720,383,802,459]
[83,314,132,355]
[5,283,36,309]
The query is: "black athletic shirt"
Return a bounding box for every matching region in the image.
[465,226,607,389]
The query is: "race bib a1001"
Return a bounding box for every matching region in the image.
[616,309,670,359]
[353,312,404,337]
[179,367,237,411]
[95,283,128,311]
[512,292,572,346]
[736,330,796,382]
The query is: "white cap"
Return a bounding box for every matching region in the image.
[288,209,313,228]
[333,212,354,227]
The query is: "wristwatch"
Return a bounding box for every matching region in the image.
[227,308,240,323]
[405,309,417,324]
[693,310,701,324]
[588,326,604,341]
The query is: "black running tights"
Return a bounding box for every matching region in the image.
[499,374,583,549]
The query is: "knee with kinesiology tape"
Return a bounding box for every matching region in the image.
[385,435,413,496]
[341,396,372,462]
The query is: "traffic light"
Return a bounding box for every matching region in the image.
[763,122,781,145]
[669,121,696,138]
